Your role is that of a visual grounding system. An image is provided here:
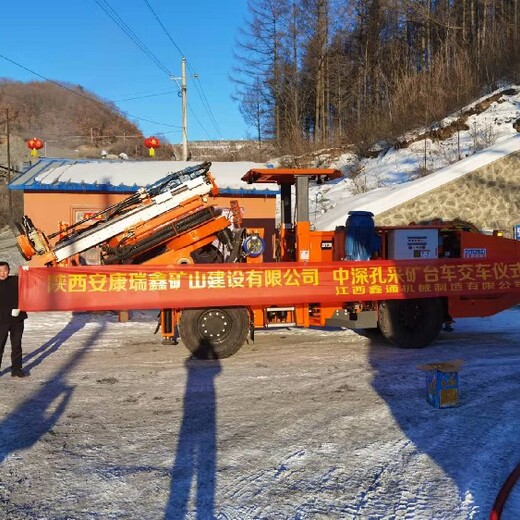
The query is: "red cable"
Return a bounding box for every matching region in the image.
[489,462,520,520]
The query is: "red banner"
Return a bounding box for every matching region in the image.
[18,259,520,312]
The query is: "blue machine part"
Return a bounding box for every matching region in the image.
[345,211,376,261]
[242,234,265,258]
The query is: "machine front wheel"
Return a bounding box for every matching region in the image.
[179,307,250,359]
[378,298,445,348]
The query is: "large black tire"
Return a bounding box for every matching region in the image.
[378,298,445,349]
[179,307,250,359]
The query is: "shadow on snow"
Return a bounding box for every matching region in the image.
[165,356,221,520]
[0,313,106,464]
[367,323,520,516]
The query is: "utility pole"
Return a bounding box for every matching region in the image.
[171,57,189,161]
[5,107,12,220]
[181,57,188,161]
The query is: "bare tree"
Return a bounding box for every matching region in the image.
[233,0,293,148]
[238,77,270,148]
[234,0,520,157]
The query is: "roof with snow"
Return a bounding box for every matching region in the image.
[8,158,279,196]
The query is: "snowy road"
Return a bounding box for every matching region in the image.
[0,309,519,519]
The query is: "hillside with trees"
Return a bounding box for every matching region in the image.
[0,80,180,228]
[234,0,520,155]
[0,79,175,162]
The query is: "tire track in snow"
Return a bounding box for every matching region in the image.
[217,447,357,518]
[342,438,465,519]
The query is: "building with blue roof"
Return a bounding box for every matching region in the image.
[9,157,279,260]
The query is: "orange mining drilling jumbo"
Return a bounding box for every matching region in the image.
[15,162,520,359]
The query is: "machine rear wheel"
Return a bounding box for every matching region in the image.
[179,307,250,359]
[378,298,445,348]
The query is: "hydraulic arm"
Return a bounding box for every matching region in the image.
[14,162,240,267]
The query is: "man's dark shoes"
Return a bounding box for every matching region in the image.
[11,369,29,378]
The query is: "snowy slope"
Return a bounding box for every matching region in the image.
[309,85,520,229]
[316,133,520,230]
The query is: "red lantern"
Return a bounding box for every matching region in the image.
[27,137,44,157]
[144,136,160,157]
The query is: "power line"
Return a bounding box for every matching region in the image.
[94,0,191,138]
[114,89,177,102]
[44,134,146,140]
[187,105,212,140]
[100,0,225,139]
[0,53,181,130]
[94,0,173,78]
[142,0,185,59]
[142,0,224,139]
[95,0,226,140]
[192,76,224,139]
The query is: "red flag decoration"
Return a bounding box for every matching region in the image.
[144,136,160,157]
[27,137,44,157]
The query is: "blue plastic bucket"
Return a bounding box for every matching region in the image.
[345,211,375,261]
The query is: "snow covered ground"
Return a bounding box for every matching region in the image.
[1,227,520,519]
[1,85,520,519]
[314,133,520,231]
[0,307,519,519]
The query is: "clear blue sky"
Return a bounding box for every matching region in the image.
[0,1,250,143]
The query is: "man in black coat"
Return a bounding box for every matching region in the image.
[0,261,29,377]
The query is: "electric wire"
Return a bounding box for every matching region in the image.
[192,77,224,139]
[142,0,224,139]
[188,105,212,140]
[94,0,173,78]
[0,53,181,130]
[142,0,185,59]
[114,90,177,102]
[94,0,189,137]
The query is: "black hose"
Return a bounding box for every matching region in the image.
[102,206,220,264]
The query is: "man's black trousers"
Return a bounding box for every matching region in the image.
[0,322,24,371]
